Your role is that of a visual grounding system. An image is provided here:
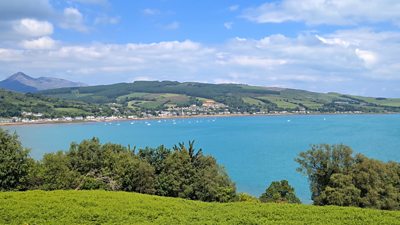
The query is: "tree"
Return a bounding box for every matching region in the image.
[296,144,400,210]
[138,145,170,174]
[155,142,236,202]
[68,137,103,174]
[260,180,301,203]
[40,151,80,190]
[295,144,354,205]
[351,155,400,210]
[0,128,31,191]
[156,149,195,198]
[319,173,360,207]
[115,153,155,194]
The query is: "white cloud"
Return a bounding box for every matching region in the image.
[228,5,239,12]
[21,36,56,49]
[60,7,88,32]
[69,0,108,5]
[143,8,160,16]
[0,29,399,96]
[94,16,120,25]
[224,22,233,30]
[13,18,53,37]
[315,35,350,48]
[217,55,287,68]
[355,49,378,67]
[0,48,22,61]
[163,21,180,30]
[243,0,400,25]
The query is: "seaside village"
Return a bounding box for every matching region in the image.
[0,99,363,124]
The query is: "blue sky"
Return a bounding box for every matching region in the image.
[1,0,400,97]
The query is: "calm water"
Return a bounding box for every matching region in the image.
[4,114,400,203]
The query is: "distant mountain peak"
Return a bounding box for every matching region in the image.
[0,72,86,93]
[8,72,33,80]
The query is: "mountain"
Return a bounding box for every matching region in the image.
[0,72,86,93]
[40,80,400,113]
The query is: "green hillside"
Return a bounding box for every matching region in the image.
[40,81,400,113]
[0,89,112,118]
[1,190,399,225]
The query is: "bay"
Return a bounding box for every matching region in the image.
[4,114,400,203]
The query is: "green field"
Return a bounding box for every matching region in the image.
[38,81,400,113]
[1,191,399,225]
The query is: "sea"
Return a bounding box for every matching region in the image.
[4,114,400,203]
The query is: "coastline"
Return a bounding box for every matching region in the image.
[0,112,397,127]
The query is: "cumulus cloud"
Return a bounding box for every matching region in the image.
[20,36,56,50]
[13,18,53,37]
[355,49,378,67]
[60,7,88,32]
[0,30,399,96]
[242,0,400,25]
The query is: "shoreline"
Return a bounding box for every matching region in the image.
[0,112,398,127]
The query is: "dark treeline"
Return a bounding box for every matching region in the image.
[1,128,399,209]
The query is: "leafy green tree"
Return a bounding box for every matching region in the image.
[138,145,170,174]
[319,173,360,207]
[0,129,31,191]
[156,149,195,198]
[115,152,155,194]
[295,144,354,205]
[260,180,301,203]
[40,151,80,190]
[68,137,103,175]
[192,156,236,202]
[351,155,400,210]
[296,144,400,210]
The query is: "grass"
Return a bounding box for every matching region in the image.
[347,95,400,107]
[1,190,399,225]
[118,93,191,109]
[242,97,266,106]
[257,96,300,109]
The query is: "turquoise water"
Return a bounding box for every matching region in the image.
[4,114,400,203]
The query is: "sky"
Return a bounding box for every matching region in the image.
[1,0,400,97]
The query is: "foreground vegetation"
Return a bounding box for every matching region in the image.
[1,190,400,225]
[1,127,400,225]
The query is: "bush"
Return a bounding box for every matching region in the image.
[259,180,301,203]
[0,128,31,191]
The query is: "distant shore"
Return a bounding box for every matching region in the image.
[1,111,397,127]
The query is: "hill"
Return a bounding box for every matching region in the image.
[0,89,112,118]
[40,80,400,114]
[0,72,85,93]
[0,190,399,224]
